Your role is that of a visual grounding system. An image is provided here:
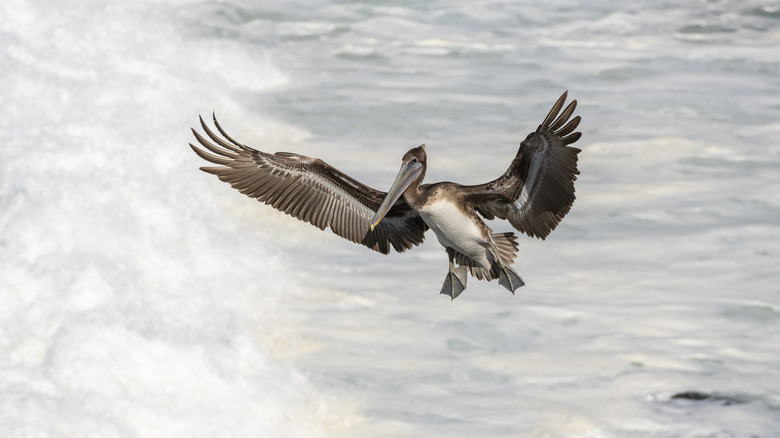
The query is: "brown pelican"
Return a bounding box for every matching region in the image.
[190,91,582,299]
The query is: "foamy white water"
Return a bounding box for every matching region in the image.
[2,0,779,437]
[0,1,354,437]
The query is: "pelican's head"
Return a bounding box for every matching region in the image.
[370,144,426,231]
[401,144,426,168]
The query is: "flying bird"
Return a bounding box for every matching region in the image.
[190,91,582,299]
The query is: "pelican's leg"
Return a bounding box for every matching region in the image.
[488,241,525,294]
[440,248,469,300]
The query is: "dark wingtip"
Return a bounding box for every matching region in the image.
[189,141,233,166]
[557,115,581,138]
[210,112,251,150]
[539,91,569,132]
[561,131,582,145]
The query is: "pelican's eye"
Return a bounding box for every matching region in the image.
[410,158,418,164]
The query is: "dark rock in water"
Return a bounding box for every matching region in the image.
[671,391,744,406]
[672,391,711,401]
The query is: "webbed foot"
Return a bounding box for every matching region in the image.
[497,266,525,294]
[440,265,469,300]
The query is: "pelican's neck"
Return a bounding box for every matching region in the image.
[402,166,426,206]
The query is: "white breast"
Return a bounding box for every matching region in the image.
[418,200,491,268]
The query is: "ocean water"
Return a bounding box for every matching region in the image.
[1,0,779,437]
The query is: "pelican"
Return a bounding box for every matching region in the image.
[190,91,582,299]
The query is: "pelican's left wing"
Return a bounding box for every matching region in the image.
[190,115,428,254]
[463,91,582,239]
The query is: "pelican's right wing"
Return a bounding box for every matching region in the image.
[190,116,428,254]
[463,92,583,239]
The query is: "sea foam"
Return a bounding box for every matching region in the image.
[0,0,355,436]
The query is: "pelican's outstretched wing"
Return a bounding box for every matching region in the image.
[463,91,582,239]
[190,116,428,254]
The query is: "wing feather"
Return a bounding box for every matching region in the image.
[190,115,428,254]
[464,91,583,239]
